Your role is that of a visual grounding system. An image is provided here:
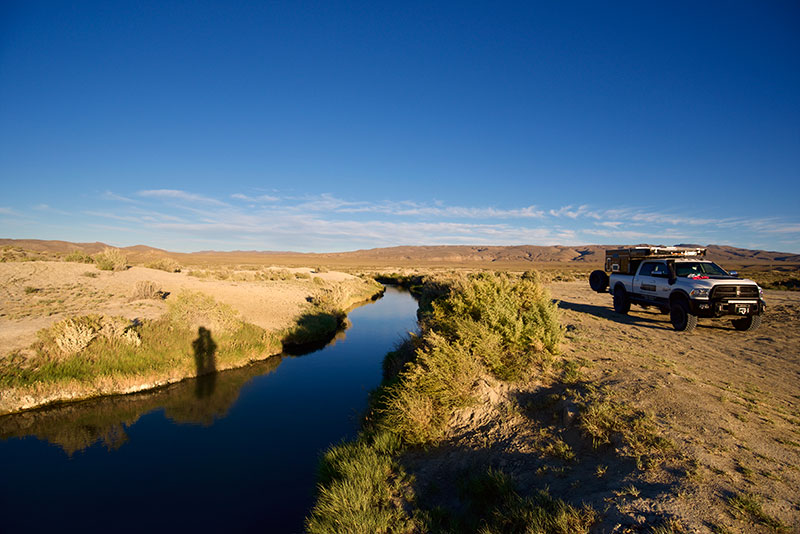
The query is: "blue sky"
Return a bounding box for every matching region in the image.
[1,1,798,253]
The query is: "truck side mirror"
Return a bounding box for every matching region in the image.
[729,271,738,277]
[667,262,677,284]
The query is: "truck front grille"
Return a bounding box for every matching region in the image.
[711,285,759,300]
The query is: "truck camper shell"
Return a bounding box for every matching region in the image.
[604,247,707,275]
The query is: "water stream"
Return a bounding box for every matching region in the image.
[0,285,418,533]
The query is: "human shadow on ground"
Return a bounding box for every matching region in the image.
[192,327,217,399]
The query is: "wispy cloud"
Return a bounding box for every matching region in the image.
[82,189,800,252]
[231,193,280,202]
[549,205,599,219]
[101,191,139,203]
[33,204,72,216]
[138,189,229,206]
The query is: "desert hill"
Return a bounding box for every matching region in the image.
[2,238,799,267]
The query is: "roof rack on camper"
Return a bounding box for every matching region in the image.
[604,247,707,274]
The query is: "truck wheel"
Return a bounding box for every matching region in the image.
[589,270,609,293]
[670,300,697,332]
[613,285,630,314]
[732,315,762,332]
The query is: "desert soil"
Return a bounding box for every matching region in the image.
[0,261,358,357]
[403,281,799,533]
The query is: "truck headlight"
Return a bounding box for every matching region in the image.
[690,288,710,298]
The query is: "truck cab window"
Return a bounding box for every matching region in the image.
[639,263,655,276]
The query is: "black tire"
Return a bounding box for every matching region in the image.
[589,270,609,293]
[613,285,630,314]
[670,300,697,332]
[732,315,762,332]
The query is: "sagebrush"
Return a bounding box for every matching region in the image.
[93,248,128,271]
[145,257,182,272]
[131,280,165,300]
[378,271,563,445]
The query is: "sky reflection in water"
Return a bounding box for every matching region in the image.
[0,286,418,534]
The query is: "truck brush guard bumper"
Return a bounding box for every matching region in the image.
[690,285,765,318]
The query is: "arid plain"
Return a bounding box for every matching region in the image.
[1,239,799,532]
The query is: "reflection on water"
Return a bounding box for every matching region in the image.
[0,356,282,454]
[0,285,419,534]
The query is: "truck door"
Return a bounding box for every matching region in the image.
[635,261,658,300]
[649,262,672,305]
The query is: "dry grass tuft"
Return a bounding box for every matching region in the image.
[43,315,141,356]
[130,280,165,301]
[93,248,128,271]
[166,290,241,334]
[64,250,94,263]
[145,257,182,273]
[50,317,98,355]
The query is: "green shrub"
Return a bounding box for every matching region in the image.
[145,257,182,273]
[93,247,128,271]
[377,271,562,445]
[379,332,483,445]
[429,271,563,359]
[65,250,94,263]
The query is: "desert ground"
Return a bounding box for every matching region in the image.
[0,261,359,357]
[1,240,798,531]
[403,280,800,533]
[0,260,383,414]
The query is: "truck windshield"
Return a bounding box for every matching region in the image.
[674,262,729,277]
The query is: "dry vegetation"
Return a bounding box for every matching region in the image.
[1,240,798,532]
[307,272,602,533]
[0,259,382,414]
[307,272,799,534]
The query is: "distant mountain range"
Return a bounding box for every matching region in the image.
[3,238,799,266]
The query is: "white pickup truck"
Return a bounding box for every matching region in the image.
[589,247,765,332]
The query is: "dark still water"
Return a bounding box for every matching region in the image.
[0,286,418,534]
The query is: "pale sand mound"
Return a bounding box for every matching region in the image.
[0,262,364,356]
